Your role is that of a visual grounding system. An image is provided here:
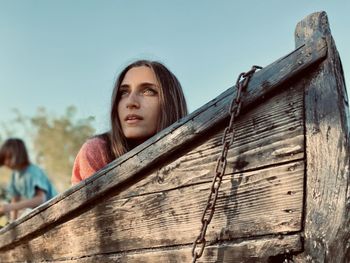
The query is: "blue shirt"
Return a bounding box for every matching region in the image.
[7,164,57,201]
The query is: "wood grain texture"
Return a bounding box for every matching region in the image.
[38,235,300,263]
[0,84,305,261]
[294,11,350,262]
[0,36,320,251]
[0,161,304,261]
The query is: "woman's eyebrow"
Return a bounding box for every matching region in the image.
[139,82,159,88]
[120,82,159,89]
[120,84,130,89]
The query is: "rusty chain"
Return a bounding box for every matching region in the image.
[191,65,262,263]
[283,249,294,262]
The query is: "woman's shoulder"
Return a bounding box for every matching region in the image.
[78,135,110,161]
[72,135,111,183]
[82,136,108,151]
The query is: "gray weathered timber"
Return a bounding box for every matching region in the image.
[0,161,304,261]
[0,30,325,251]
[45,235,301,263]
[294,12,350,262]
[0,85,305,261]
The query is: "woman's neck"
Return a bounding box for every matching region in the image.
[127,139,146,150]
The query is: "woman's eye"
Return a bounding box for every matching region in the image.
[119,89,129,97]
[143,88,157,96]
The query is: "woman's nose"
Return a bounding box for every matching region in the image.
[126,92,140,109]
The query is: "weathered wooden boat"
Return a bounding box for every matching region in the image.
[0,11,348,262]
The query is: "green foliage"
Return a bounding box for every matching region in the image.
[31,106,96,191]
[0,106,96,193]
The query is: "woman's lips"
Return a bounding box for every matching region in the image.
[125,114,143,124]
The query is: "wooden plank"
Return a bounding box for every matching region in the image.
[0,38,323,250]
[294,12,350,262]
[0,161,304,261]
[40,234,301,263]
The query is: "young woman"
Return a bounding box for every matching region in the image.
[0,138,57,221]
[71,60,188,185]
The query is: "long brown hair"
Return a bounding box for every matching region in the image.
[0,138,30,170]
[100,60,188,160]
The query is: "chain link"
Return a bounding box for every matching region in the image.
[191,65,262,263]
[283,249,294,263]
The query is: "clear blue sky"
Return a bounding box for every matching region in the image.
[0,1,349,134]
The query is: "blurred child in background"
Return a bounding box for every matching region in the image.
[0,138,57,221]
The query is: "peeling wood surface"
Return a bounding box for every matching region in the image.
[294,11,350,262]
[0,85,305,261]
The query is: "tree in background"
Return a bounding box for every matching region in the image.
[0,106,96,193]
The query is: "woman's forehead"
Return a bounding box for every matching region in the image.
[121,66,159,86]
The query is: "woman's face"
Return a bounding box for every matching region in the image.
[117,66,161,144]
